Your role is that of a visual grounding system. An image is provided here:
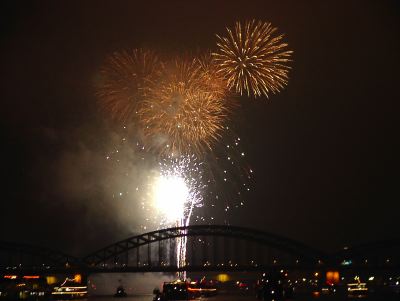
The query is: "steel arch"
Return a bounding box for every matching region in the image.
[83,225,324,266]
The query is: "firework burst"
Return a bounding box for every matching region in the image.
[96,49,162,123]
[213,20,293,98]
[153,155,203,226]
[197,52,229,100]
[137,57,231,157]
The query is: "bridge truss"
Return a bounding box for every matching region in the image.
[0,226,398,273]
[82,225,324,272]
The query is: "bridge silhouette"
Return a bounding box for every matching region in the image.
[1,225,399,274]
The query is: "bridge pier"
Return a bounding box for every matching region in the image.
[147,239,151,267]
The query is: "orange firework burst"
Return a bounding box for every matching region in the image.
[137,57,230,156]
[95,49,162,123]
[213,20,293,98]
[197,52,229,100]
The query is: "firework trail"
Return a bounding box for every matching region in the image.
[213,20,292,98]
[155,156,204,279]
[103,138,204,279]
[96,49,162,123]
[137,57,231,157]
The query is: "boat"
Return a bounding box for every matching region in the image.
[347,277,368,298]
[51,285,88,299]
[160,280,198,300]
[52,278,87,299]
[114,285,127,297]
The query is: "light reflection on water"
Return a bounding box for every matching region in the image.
[55,292,399,301]
[64,294,250,301]
[56,296,153,301]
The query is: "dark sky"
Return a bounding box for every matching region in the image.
[1,0,399,256]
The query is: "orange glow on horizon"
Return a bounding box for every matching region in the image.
[23,276,40,279]
[216,274,229,282]
[326,271,340,284]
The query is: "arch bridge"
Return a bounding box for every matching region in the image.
[83,225,324,272]
[1,226,398,273]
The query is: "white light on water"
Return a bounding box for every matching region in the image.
[153,175,189,222]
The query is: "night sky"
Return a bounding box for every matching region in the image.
[1,0,399,256]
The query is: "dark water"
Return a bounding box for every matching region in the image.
[78,292,400,301]
[87,296,152,301]
[84,273,400,301]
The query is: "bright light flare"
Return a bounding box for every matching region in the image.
[153,175,189,222]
